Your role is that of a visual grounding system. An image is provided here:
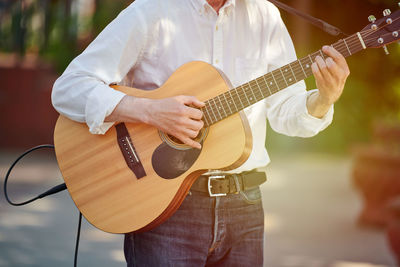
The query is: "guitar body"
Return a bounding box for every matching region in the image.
[54,61,252,233]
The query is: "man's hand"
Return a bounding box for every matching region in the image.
[307,45,350,118]
[142,96,205,149]
[106,95,205,149]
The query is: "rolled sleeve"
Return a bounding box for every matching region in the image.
[85,84,126,134]
[266,83,334,138]
[295,89,334,136]
[51,1,148,134]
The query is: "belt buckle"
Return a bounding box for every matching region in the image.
[207,175,227,197]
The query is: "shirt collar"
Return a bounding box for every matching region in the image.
[190,0,236,15]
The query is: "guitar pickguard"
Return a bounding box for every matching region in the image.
[151,142,202,179]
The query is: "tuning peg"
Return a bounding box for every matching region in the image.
[383,45,389,55]
[368,15,376,23]
[383,9,391,16]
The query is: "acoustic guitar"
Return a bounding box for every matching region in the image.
[54,9,400,233]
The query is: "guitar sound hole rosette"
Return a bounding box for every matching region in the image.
[158,127,209,150]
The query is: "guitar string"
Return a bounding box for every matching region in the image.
[202,24,397,124]
[202,36,362,123]
[214,19,395,108]
[210,35,364,102]
[238,25,391,92]
[201,28,385,123]
[209,24,395,118]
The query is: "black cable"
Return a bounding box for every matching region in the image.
[74,212,82,267]
[3,144,67,206]
[3,144,80,267]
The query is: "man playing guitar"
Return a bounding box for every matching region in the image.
[52,0,349,265]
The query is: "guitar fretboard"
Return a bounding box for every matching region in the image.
[201,32,365,127]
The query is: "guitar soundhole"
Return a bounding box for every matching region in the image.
[159,127,209,150]
[167,134,184,145]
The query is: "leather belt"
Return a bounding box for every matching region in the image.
[191,171,267,197]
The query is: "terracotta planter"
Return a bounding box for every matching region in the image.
[386,198,400,266]
[352,122,400,227]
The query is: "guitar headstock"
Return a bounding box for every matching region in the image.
[360,4,400,53]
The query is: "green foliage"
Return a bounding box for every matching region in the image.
[0,0,128,72]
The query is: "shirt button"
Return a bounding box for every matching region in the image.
[215,25,218,31]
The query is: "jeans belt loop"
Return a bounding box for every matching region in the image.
[207,175,227,197]
[232,174,242,194]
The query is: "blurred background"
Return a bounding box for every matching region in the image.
[0,0,399,266]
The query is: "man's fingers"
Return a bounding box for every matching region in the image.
[325,57,345,81]
[184,128,200,139]
[186,118,204,131]
[322,46,350,74]
[180,95,205,108]
[178,135,202,149]
[311,62,323,81]
[177,95,204,120]
[315,56,333,82]
[185,106,203,120]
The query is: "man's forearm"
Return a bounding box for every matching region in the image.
[105,95,149,124]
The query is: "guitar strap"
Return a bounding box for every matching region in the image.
[268,0,348,36]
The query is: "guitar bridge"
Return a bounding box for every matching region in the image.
[116,123,146,179]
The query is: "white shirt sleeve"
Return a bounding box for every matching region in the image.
[264,8,334,138]
[51,2,148,134]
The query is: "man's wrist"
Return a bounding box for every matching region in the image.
[306,91,332,119]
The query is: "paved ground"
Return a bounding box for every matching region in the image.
[0,150,396,267]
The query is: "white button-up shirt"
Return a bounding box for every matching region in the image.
[52,0,333,173]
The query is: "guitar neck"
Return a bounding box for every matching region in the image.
[201,32,366,127]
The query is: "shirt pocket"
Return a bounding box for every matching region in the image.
[234,57,268,87]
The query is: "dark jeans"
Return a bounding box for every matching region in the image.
[124,187,264,267]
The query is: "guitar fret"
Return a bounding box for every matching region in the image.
[343,39,351,56]
[262,75,272,95]
[207,105,216,125]
[270,72,278,90]
[307,55,314,67]
[235,88,244,109]
[257,78,266,98]
[241,85,251,106]
[297,59,307,77]
[288,63,297,82]
[279,68,289,86]
[229,90,239,112]
[318,50,325,60]
[222,92,233,115]
[332,42,344,58]
[213,97,223,120]
[218,95,228,118]
[202,107,211,126]
[208,100,219,122]
[251,81,260,101]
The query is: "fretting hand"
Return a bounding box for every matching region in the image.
[307,45,350,118]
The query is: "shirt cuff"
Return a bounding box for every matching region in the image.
[297,89,334,134]
[85,84,126,134]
